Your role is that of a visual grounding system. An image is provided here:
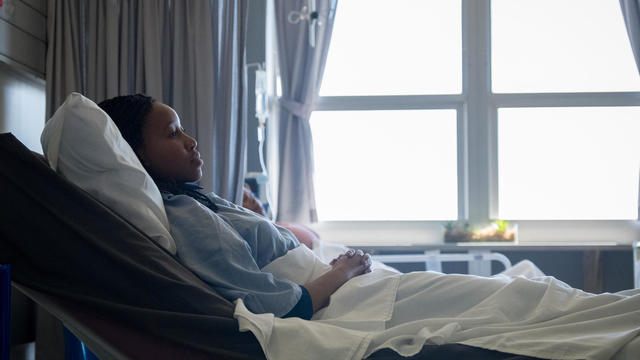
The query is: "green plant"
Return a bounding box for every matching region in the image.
[495,219,508,234]
[444,221,454,231]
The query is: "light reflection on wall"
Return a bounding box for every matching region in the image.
[0,64,46,153]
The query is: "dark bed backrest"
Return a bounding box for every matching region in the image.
[30,151,47,165]
[0,133,264,359]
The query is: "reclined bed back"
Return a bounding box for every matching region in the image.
[0,133,265,359]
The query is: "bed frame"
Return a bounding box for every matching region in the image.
[0,133,543,360]
[374,250,512,276]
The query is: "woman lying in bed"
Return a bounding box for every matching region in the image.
[95,94,640,360]
[98,94,371,320]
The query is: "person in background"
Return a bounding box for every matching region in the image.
[242,184,318,250]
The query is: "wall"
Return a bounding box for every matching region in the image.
[0,0,46,77]
[0,62,45,152]
[0,0,46,152]
[0,0,47,349]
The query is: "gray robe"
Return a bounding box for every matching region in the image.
[163,191,301,317]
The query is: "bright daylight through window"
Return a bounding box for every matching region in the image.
[312,0,640,226]
[313,0,461,221]
[493,0,640,219]
[312,110,458,221]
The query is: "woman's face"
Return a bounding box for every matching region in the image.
[138,102,203,183]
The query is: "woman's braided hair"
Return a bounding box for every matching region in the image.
[98,94,155,152]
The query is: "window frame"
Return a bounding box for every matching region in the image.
[308,0,640,245]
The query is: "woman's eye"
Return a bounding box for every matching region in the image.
[169,131,178,137]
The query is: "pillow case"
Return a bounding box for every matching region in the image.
[40,92,176,254]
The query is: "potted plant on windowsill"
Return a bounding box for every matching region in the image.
[443,220,517,243]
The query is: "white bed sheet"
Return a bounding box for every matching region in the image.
[236,246,640,360]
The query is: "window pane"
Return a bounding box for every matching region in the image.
[498,107,640,220]
[319,0,461,96]
[492,0,640,93]
[311,110,458,221]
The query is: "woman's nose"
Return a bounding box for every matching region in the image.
[186,135,197,150]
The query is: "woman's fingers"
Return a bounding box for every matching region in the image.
[348,249,372,267]
[331,250,373,275]
[345,249,365,258]
[330,252,349,265]
[363,253,372,273]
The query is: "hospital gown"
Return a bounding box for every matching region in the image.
[161,186,310,318]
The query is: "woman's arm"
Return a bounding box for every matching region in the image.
[305,250,372,312]
[167,194,371,316]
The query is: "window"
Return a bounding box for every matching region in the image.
[319,0,461,96]
[311,109,458,221]
[313,0,463,223]
[498,107,640,220]
[492,0,640,93]
[310,0,640,244]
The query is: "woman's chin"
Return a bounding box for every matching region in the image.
[174,172,202,184]
[190,169,203,182]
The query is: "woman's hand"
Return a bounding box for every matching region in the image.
[329,249,372,278]
[305,249,372,312]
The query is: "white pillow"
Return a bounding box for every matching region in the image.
[40,92,177,255]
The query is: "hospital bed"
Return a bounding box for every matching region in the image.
[0,133,548,359]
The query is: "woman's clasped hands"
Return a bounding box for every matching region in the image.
[330,249,372,278]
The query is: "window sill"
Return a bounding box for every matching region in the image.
[311,220,640,247]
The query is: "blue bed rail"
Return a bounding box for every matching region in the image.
[1,264,11,360]
[63,327,99,360]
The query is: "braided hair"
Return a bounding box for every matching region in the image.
[98,94,155,152]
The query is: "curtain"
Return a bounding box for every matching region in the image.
[43,3,246,358]
[46,0,248,202]
[273,0,337,223]
[620,0,640,69]
[619,0,640,219]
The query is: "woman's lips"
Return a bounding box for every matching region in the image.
[191,152,203,166]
